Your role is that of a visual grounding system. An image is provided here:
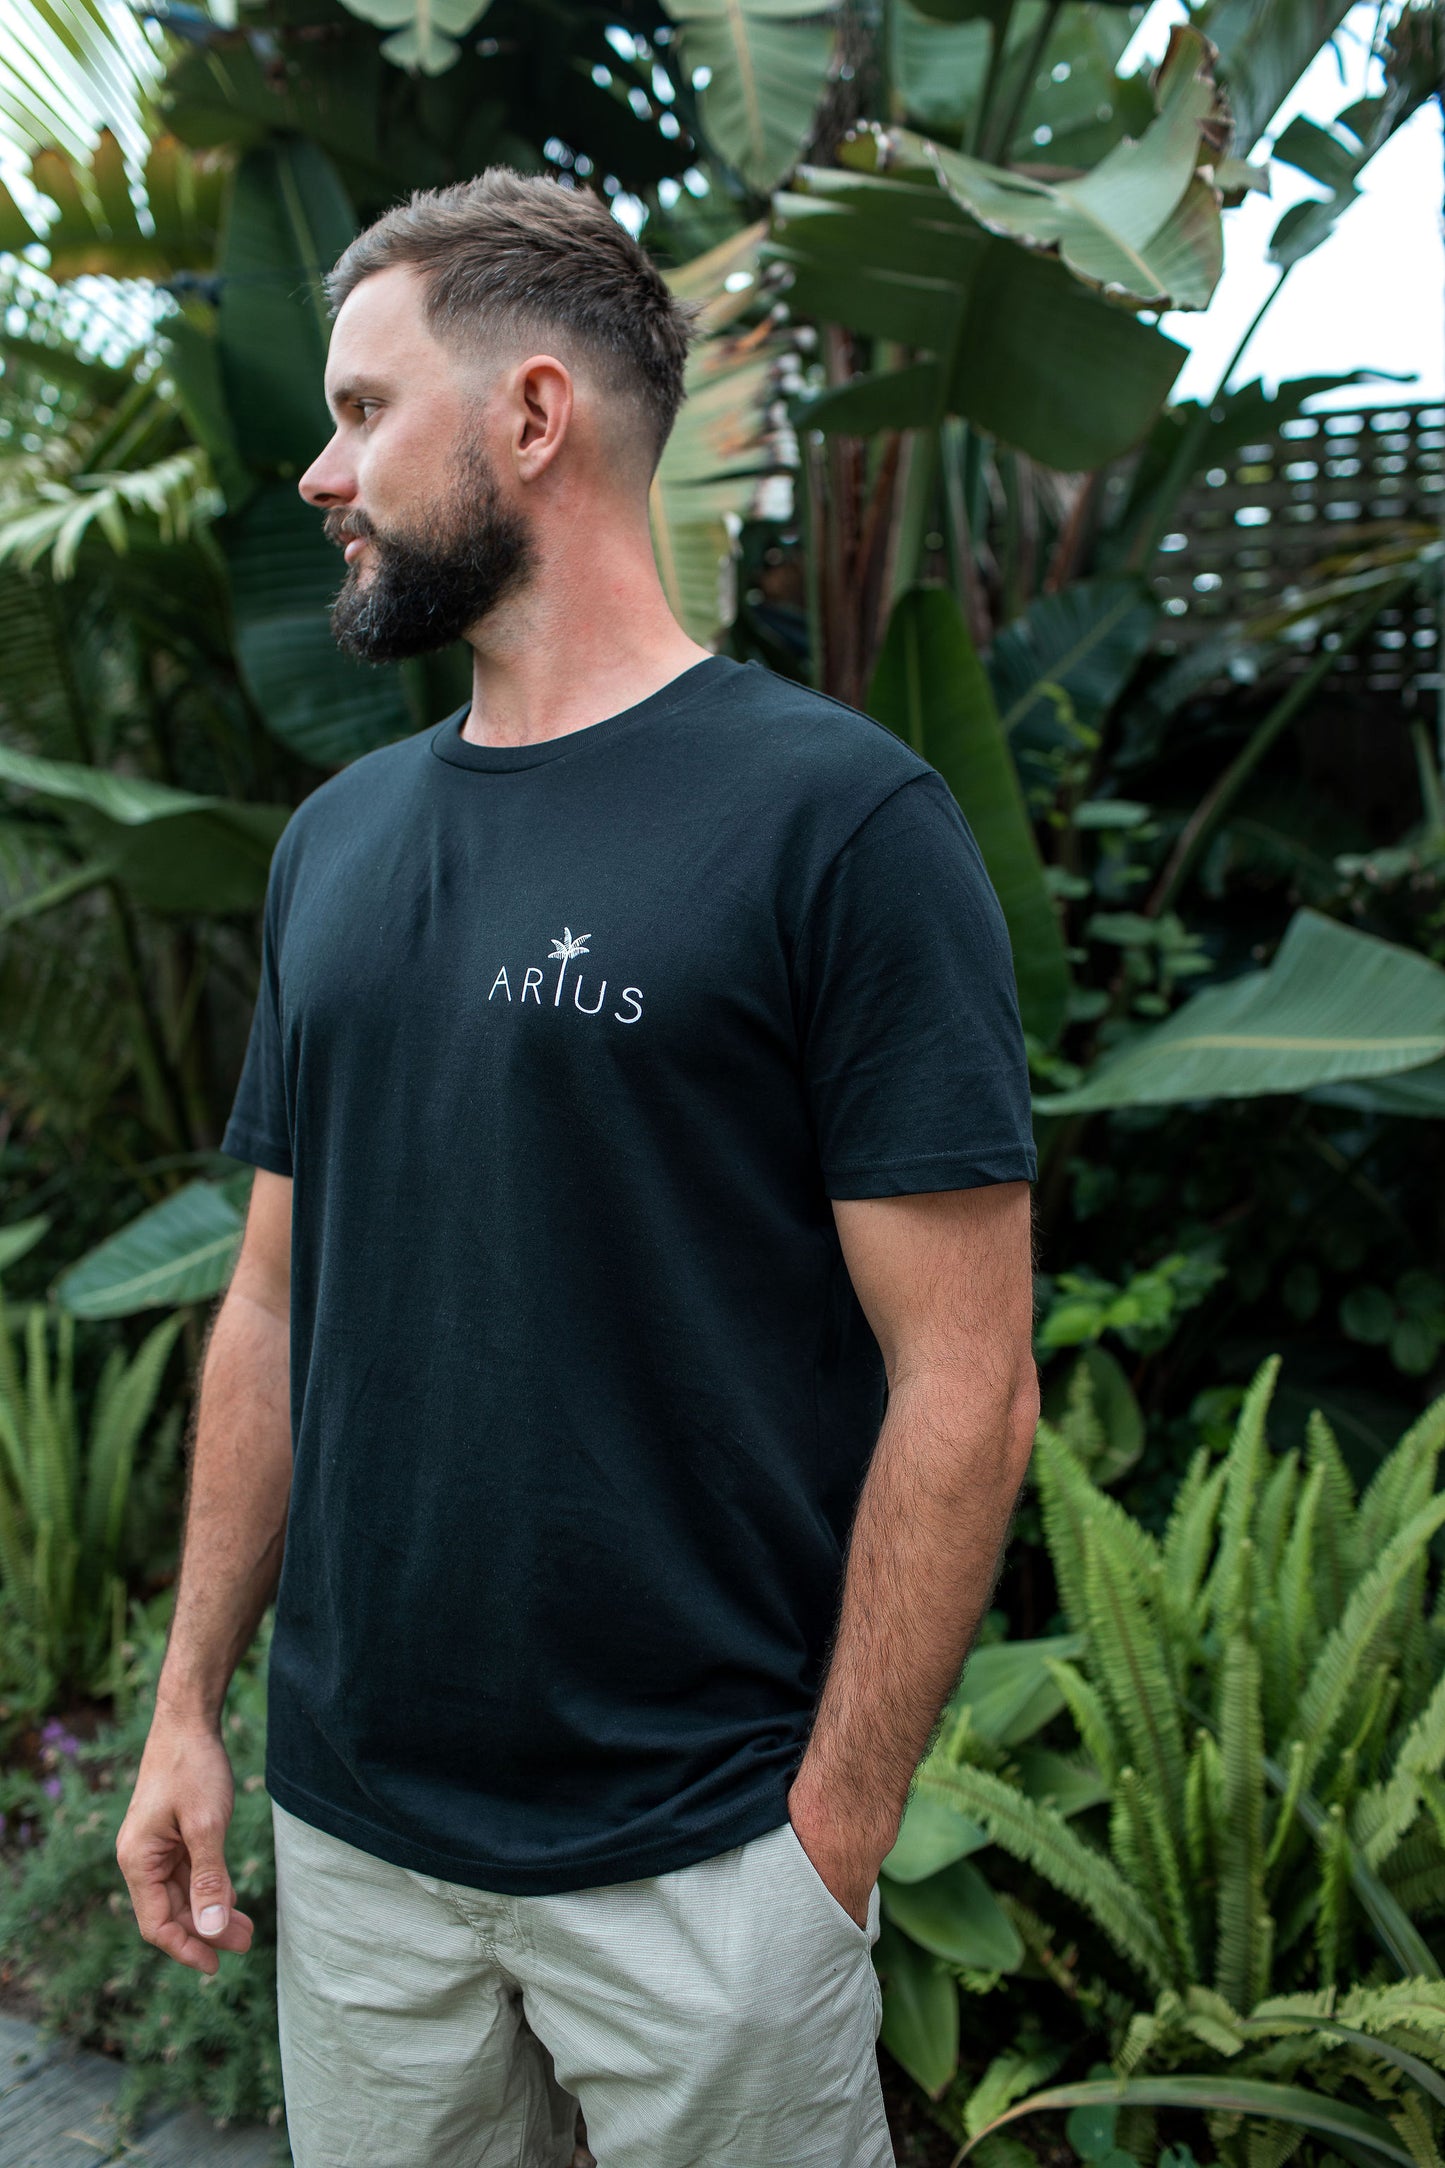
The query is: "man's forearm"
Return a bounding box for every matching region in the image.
[790,1361,1038,1860]
[154,1288,293,1734]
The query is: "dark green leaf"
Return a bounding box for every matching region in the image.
[868,584,1070,1046]
[882,1856,1024,1972]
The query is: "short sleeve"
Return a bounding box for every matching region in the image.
[794,773,1037,1199]
[221,866,293,1179]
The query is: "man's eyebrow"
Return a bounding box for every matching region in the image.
[325,376,393,416]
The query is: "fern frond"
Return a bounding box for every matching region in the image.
[1268,1460,1325,1737]
[1290,1497,1445,1797]
[1266,1739,1307,1878]
[1356,1395,1445,1576]
[1161,1450,1227,1650]
[1204,1354,1282,1639]
[1306,1408,1359,1620]
[1044,1658,1119,1787]
[1256,1451,1301,1588]
[916,1761,1177,1993]
[1082,1521,1188,1851]
[1119,1763,1198,1977]
[1388,2089,1438,2168]
[1216,1633,1272,2012]
[1315,1802,1352,1989]
[1033,1421,1161,1642]
[1187,1726,1223,1884]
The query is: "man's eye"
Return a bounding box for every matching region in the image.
[354,402,378,422]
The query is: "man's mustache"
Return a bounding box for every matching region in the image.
[323,512,375,551]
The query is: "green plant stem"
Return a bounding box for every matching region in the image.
[888,423,940,608]
[968,0,1017,158]
[1147,579,1413,916]
[980,0,1062,164]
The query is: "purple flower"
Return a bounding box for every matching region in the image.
[43,1777,62,1800]
[18,1821,32,1846]
[40,1719,80,1758]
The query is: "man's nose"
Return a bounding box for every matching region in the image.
[298,438,356,509]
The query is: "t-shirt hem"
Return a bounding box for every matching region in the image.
[220,1123,293,1179]
[264,1765,795,1895]
[824,1146,1037,1199]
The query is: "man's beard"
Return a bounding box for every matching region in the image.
[325,444,535,664]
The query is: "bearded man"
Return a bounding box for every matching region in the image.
[117,167,1039,2168]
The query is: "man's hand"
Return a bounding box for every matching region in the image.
[116,1719,255,1975]
[785,1765,896,1929]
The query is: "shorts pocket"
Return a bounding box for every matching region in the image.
[781,1818,874,1946]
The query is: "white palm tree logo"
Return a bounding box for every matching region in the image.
[548,925,592,1006]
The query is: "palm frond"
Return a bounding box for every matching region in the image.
[0,447,219,579]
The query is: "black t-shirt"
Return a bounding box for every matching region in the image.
[222,652,1036,1894]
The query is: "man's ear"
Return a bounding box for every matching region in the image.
[510,354,573,480]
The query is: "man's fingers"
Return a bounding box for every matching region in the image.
[181,1816,237,1938]
[150,1917,222,1975]
[180,1898,256,1954]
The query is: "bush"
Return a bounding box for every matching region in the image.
[0,1594,284,2141]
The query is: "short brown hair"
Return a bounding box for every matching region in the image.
[325,168,702,472]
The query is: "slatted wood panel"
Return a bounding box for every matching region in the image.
[1149,399,1443,709]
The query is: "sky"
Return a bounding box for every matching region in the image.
[1122,0,1444,408]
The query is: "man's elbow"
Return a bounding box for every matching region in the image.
[1004,1359,1041,1490]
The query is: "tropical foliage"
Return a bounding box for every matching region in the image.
[880,1357,1445,2163]
[0,1216,183,1714]
[0,0,1441,2152]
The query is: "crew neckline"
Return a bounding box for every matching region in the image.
[429,653,747,774]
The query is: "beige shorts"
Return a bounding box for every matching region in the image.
[271,1797,892,2168]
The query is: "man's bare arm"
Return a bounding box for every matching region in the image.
[786,1180,1038,1923]
[116,1167,294,1974]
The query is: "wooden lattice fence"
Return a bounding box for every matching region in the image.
[1148,398,1443,713]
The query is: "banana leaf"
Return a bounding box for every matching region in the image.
[664,0,837,193]
[987,577,1158,743]
[1196,0,1354,158]
[867,583,1071,1047]
[1309,1058,1445,1120]
[1034,910,1445,1115]
[217,138,354,473]
[222,481,417,767]
[769,165,1186,468]
[0,745,288,913]
[335,0,493,76]
[960,2074,1415,2164]
[55,1175,252,1318]
[881,26,1227,311]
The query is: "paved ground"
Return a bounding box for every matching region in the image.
[0,2016,288,2167]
